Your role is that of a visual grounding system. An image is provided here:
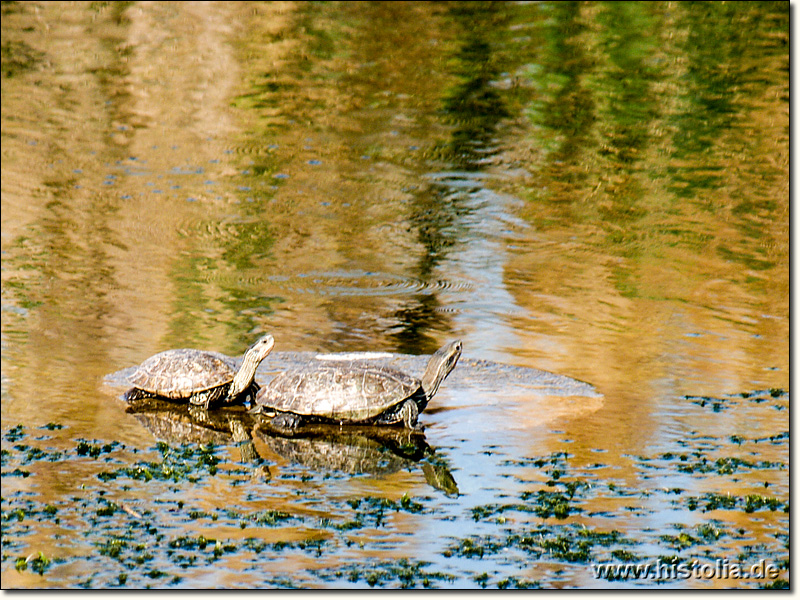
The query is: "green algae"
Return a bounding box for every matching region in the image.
[332,494,427,530]
[4,425,26,443]
[660,532,700,551]
[446,525,633,565]
[76,440,121,459]
[743,494,785,514]
[97,443,220,483]
[443,536,503,558]
[471,487,582,521]
[249,509,293,526]
[496,576,541,589]
[14,552,51,575]
[318,558,455,588]
[684,492,786,513]
[761,579,789,590]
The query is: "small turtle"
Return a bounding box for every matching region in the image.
[252,340,462,430]
[123,334,275,408]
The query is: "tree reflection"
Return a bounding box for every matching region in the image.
[388,2,517,353]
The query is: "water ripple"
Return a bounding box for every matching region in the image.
[264,270,474,297]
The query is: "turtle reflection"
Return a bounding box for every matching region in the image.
[125,398,265,473]
[253,422,459,496]
[125,399,458,495]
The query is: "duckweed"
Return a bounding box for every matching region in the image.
[97,443,221,483]
[14,552,51,575]
[471,488,581,522]
[250,509,293,526]
[4,425,26,443]
[76,440,121,458]
[443,536,502,558]
[319,558,455,588]
[685,492,786,513]
[496,576,541,589]
[761,579,789,590]
[743,494,784,513]
[660,532,699,551]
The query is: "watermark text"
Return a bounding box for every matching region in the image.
[592,558,781,582]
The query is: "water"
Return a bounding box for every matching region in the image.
[1,1,788,589]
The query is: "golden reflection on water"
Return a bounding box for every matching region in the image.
[1,0,788,589]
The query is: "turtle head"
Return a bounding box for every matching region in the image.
[250,334,276,363]
[228,334,275,401]
[420,340,462,401]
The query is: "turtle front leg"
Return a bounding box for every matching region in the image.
[396,400,421,430]
[193,384,235,409]
[189,389,213,410]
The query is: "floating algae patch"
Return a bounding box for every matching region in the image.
[470,489,581,522]
[76,440,122,459]
[13,552,57,576]
[242,509,295,527]
[4,425,27,443]
[684,389,788,414]
[442,523,638,584]
[313,493,430,533]
[96,442,222,484]
[514,527,626,562]
[683,492,787,514]
[313,558,456,589]
[469,451,589,522]
[640,451,786,477]
[493,575,542,589]
[468,571,543,589]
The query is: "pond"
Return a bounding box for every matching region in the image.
[1,0,788,590]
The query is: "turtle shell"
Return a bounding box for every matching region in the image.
[257,364,421,422]
[128,349,237,399]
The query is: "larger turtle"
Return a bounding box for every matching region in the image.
[252,340,462,430]
[123,334,275,408]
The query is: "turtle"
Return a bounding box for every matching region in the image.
[251,340,462,430]
[123,334,275,408]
